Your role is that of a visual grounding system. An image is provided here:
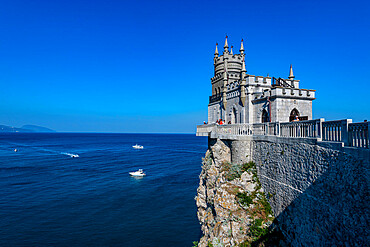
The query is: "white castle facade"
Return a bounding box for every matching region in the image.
[208,36,316,124]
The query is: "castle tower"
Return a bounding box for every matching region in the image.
[208,36,316,124]
[209,36,244,123]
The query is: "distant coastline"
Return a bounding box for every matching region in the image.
[0,124,55,133]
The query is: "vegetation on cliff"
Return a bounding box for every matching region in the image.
[195,140,285,247]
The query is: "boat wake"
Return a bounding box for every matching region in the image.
[61,152,80,158]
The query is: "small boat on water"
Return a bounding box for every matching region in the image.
[14,149,18,152]
[71,154,79,158]
[129,169,146,177]
[132,144,144,149]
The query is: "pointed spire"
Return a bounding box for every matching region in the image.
[224,35,229,53]
[230,46,233,55]
[242,57,246,72]
[214,43,219,57]
[289,64,295,79]
[240,39,245,54]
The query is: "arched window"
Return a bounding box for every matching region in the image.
[262,109,269,123]
[289,108,300,122]
[232,108,237,124]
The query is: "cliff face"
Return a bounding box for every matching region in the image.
[195,139,282,247]
[195,137,369,246]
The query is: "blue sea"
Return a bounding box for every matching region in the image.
[0,133,207,246]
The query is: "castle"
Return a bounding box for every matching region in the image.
[208,36,316,124]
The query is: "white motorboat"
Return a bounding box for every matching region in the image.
[129,169,146,177]
[71,154,79,158]
[132,144,144,149]
[14,149,18,152]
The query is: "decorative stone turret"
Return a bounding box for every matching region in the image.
[214,43,219,57]
[223,35,229,54]
[222,58,228,109]
[240,58,247,106]
[240,39,245,55]
[289,64,295,80]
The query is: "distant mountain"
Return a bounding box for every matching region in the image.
[0,125,29,132]
[21,125,56,132]
[0,124,55,133]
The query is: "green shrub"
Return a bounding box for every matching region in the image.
[241,161,255,172]
[249,218,268,239]
[259,196,272,216]
[237,192,253,207]
[192,241,199,247]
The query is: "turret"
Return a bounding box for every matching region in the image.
[214,43,219,57]
[240,58,247,106]
[289,64,295,80]
[223,35,229,54]
[222,59,228,109]
[240,39,245,55]
[230,46,233,55]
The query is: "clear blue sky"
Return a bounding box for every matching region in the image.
[0,0,369,133]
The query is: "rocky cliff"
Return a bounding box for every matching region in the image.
[195,137,369,246]
[195,139,284,247]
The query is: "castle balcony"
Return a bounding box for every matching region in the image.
[196,119,369,149]
[226,88,240,100]
[209,95,222,104]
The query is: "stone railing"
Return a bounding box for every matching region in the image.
[196,119,370,149]
[322,119,352,143]
[280,119,322,138]
[196,123,217,136]
[348,122,369,148]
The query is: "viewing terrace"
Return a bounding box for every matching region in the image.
[197,119,370,149]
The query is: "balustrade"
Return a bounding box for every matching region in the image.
[197,119,369,149]
[216,124,253,136]
[280,119,322,138]
[348,122,369,148]
[322,119,351,143]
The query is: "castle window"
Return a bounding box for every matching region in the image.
[289,108,300,122]
[262,109,269,123]
[232,108,237,124]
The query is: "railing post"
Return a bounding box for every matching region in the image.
[341,119,352,147]
[367,122,370,149]
[317,118,324,140]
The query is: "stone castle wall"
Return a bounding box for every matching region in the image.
[196,137,369,246]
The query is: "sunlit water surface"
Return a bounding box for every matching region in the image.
[0,133,207,246]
